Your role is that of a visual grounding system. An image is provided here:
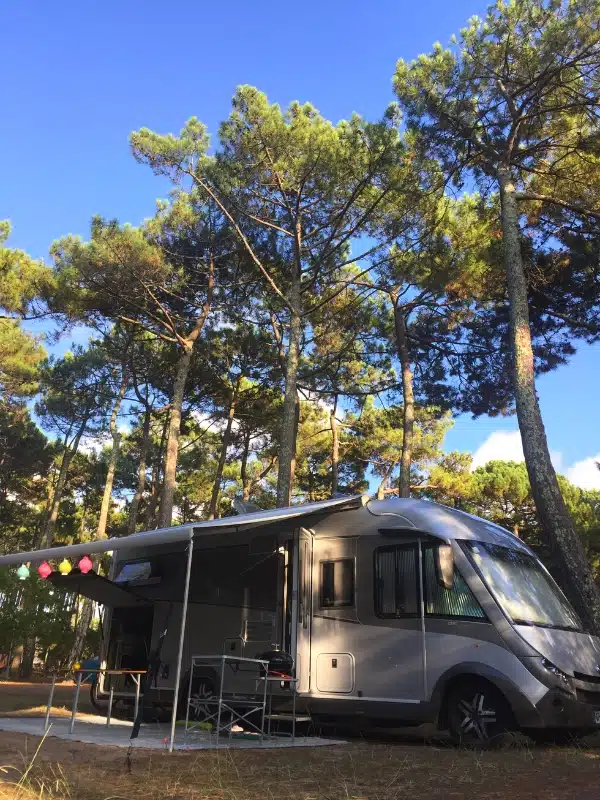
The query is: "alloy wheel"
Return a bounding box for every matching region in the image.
[188,679,215,720]
[457,692,497,740]
[447,681,511,746]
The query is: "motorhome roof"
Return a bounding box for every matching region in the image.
[330,497,533,553]
[0,494,533,568]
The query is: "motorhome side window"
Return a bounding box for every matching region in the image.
[423,546,486,620]
[320,559,354,608]
[374,545,419,617]
[114,561,153,583]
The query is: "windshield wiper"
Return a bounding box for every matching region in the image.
[512,618,582,632]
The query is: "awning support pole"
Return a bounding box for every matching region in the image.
[168,531,194,753]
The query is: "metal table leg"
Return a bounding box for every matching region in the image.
[45,675,57,733]
[215,657,225,744]
[133,675,141,725]
[69,672,82,734]
[106,679,114,727]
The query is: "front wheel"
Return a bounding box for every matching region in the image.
[446,680,513,747]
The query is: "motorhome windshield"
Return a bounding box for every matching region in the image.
[463,541,582,631]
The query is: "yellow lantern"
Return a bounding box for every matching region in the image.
[58,558,72,576]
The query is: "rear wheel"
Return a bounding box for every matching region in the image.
[89,679,127,715]
[446,680,513,747]
[90,681,102,712]
[186,676,216,722]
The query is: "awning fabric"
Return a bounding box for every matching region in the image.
[47,571,150,607]
[0,495,364,567]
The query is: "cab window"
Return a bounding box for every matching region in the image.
[423,546,486,620]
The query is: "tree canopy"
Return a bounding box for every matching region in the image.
[2,0,600,669]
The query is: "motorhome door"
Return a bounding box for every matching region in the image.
[291,527,313,692]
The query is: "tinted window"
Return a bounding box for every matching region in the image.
[374,545,418,617]
[188,545,279,610]
[423,547,486,620]
[115,561,152,583]
[320,559,354,608]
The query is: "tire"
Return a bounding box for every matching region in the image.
[90,681,102,712]
[89,679,127,715]
[446,679,513,747]
[186,675,216,722]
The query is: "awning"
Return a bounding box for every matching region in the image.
[0,495,365,567]
[47,571,150,607]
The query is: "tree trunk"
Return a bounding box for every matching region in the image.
[39,418,88,549]
[240,429,252,501]
[290,396,300,491]
[307,468,315,502]
[96,370,128,540]
[158,251,214,527]
[68,598,94,666]
[376,462,396,501]
[330,399,339,497]
[157,346,193,528]
[19,638,36,680]
[276,278,301,507]
[208,380,239,520]
[499,168,600,634]
[128,406,151,534]
[394,302,415,499]
[146,414,168,530]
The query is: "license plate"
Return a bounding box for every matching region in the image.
[595,711,600,725]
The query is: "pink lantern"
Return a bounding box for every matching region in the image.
[78,555,93,574]
[37,561,52,580]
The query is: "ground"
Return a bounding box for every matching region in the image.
[0,682,599,800]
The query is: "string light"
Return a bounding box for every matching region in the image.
[58,559,72,576]
[78,556,93,574]
[37,561,52,579]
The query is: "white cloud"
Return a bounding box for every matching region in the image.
[470,430,600,491]
[567,454,600,491]
[471,430,563,473]
[471,430,524,469]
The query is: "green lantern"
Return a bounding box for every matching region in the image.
[17,564,30,581]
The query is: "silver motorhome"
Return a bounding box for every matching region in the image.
[5,495,600,743]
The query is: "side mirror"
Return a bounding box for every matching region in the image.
[436,544,454,590]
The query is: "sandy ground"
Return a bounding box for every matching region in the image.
[0,680,95,716]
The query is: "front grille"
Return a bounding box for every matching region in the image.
[576,688,600,706]
[574,671,600,685]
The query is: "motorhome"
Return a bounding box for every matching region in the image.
[3,495,600,744]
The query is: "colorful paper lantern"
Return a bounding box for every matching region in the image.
[58,558,72,576]
[37,561,52,580]
[78,555,93,574]
[17,564,30,581]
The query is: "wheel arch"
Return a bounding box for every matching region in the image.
[431,662,534,730]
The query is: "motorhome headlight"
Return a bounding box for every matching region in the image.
[540,658,571,685]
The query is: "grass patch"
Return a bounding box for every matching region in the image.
[0,731,598,800]
[0,683,599,799]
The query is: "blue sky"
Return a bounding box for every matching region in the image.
[2,0,599,489]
